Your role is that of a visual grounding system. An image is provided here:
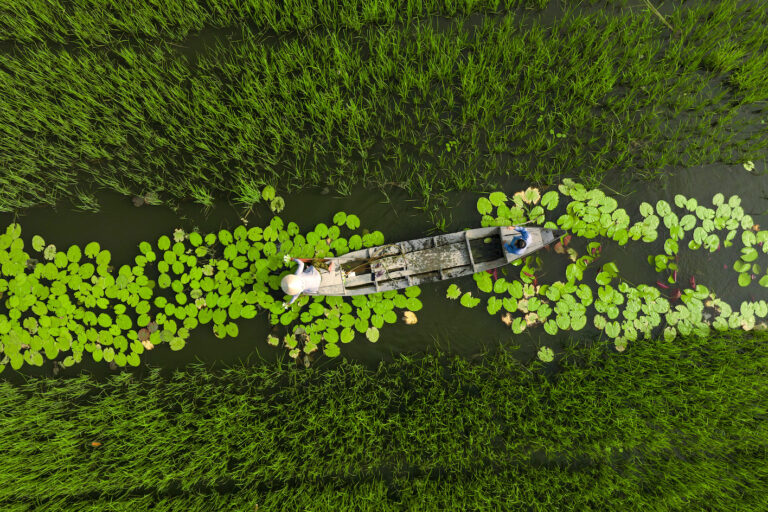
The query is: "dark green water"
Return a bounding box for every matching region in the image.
[1,162,766,384]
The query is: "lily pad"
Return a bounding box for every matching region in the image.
[537,346,554,362]
[477,197,493,215]
[323,343,341,357]
[345,214,361,230]
[541,191,559,210]
[741,247,758,262]
[32,235,45,252]
[460,292,480,308]
[43,244,56,260]
[489,191,507,207]
[365,326,380,342]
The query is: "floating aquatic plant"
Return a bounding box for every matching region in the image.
[537,346,555,362]
[451,184,767,352]
[0,204,430,373]
[4,180,765,373]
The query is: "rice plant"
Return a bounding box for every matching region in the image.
[0,2,766,213]
[1,329,766,510]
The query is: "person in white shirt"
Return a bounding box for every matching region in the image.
[281,258,335,305]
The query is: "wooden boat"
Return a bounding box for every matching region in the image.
[299,226,565,296]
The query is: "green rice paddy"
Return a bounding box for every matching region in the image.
[2,0,768,509]
[2,330,766,510]
[0,1,766,212]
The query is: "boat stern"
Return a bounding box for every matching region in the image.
[500,226,566,262]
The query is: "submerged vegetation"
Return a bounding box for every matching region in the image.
[0,2,767,212]
[2,331,767,510]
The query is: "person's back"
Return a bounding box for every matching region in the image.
[282,259,322,304]
[297,262,322,293]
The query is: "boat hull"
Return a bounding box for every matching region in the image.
[301,226,564,296]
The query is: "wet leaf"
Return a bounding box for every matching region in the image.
[365,326,380,342]
[489,191,507,207]
[460,292,480,308]
[523,187,540,204]
[218,229,233,245]
[405,297,422,311]
[404,286,421,298]
[537,346,554,362]
[43,244,56,260]
[741,247,758,262]
[571,315,587,330]
[476,197,493,215]
[270,197,285,213]
[261,185,276,201]
[170,337,186,350]
[324,343,341,357]
[486,296,502,315]
[738,273,751,287]
[541,191,559,210]
[475,272,493,293]
[345,214,361,230]
[32,235,45,252]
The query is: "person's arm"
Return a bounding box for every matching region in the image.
[293,258,304,274]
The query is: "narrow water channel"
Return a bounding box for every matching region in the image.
[1,162,766,384]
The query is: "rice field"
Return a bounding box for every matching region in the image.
[2,1,768,509]
[0,0,550,44]
[1,330,766,511]
[0,1,766,213]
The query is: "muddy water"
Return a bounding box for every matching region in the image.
[1,162,766,384]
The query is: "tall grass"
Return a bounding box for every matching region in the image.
[0,2,766,213]
[0,0,547,45]
[2,330,767,510]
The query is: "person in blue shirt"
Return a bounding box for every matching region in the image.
[504,227,530,255]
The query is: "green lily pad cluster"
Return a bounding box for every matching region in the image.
[451,183,768,354]
[477,187,551,229]
[555,180,631,243]
[0,224,150,373]
[643,193,767,288]
[269,213,415,361]
[276,286,421,359]
[0,209,422,373]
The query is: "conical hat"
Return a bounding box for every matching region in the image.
[281,274,304,295]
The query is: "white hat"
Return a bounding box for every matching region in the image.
[281,274,304,295]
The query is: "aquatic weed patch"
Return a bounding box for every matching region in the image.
[0,198,421,373]
[450,180,768,355]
